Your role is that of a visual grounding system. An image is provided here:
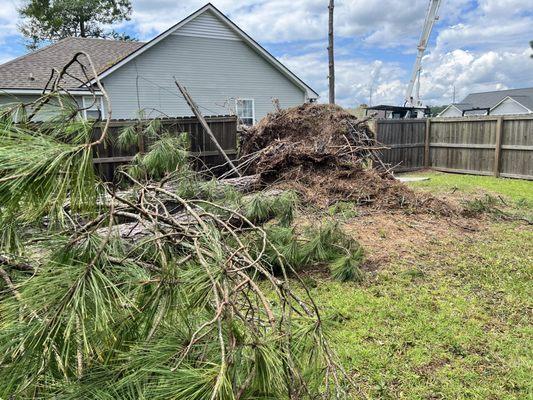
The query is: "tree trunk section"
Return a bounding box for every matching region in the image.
[80,19,86,37]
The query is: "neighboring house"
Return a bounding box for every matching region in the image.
[438,87,533,117]
[0,3,318,123]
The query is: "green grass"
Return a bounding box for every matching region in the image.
[401,170,533,207]
[317,225,532,399]
[311,173,533,398]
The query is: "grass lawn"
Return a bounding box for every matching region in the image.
[401,170,533,206]
[312,173,533,399]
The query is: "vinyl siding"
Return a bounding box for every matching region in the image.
[102,15,307,121]
[174,11,241,41]
[438,106,462,118]
[491,98,531,115]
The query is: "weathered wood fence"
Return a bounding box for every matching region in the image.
[92,115,238,181]
[376,115,533,180]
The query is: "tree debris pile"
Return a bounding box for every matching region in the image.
[240,103,454,214]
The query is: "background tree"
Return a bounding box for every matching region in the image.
[429,105,448,116]
[19,0,134,50]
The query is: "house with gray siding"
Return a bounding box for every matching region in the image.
[0,3,318,123]
[438,87,533,117]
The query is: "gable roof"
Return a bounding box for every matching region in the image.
[0,4,318,99]
[461,87,533,110]
[492,95,533,112]
[0,37,144,91]
[437,103,474,117]
[89,3,319,98]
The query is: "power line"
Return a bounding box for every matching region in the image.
[135,75,230,117]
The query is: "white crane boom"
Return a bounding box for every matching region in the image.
[405,0,442,109]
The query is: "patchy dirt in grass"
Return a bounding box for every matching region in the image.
[342,211,486,270]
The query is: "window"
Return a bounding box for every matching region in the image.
[236,99,255,126]
[82,96,104,120]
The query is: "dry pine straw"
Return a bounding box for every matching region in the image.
[342,211,485,271]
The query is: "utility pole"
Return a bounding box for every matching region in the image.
[328,0,335,104]
[452,85,456,103]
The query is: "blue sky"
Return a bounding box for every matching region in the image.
[1,0,532,107]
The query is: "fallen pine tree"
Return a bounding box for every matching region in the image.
[0,67,362,399]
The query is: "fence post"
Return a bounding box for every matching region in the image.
[424,118,431,168]
[493,116,503,177]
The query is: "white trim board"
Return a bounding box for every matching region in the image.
[81,95,105,120]
[88,3,319,99]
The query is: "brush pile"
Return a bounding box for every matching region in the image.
[240,103,454,214]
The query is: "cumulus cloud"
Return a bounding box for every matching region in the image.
[279,52,405,107]
[1,0,532,107]
[124,0,533,107]
[0,1,19,44]
[421,47,533,104]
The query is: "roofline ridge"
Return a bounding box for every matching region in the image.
[0,36,145,70]
[466,87,533,96]
[0,38,66,69]
[87,3,319,97]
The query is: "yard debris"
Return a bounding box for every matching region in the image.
[240,103,455,214]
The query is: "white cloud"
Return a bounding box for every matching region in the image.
[1,0,532,107]
[420,47,533,104]
[0,0,19,44]
[127,0,448,47]
[280,52,406,107]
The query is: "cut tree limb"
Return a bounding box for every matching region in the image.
[113,174,261,204]
[174,79,241,177]
[104,187,286,241]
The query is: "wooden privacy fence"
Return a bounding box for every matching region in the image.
[376,115,533,180]
[92,115,238,181]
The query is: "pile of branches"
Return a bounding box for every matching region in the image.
[0,54,358,399]
[240,103,455,215]
[240,103,383,177]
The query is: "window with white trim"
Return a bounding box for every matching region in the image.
[82,96,104,120]
[236,99,255,126]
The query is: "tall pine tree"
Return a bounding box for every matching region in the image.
[19,0,134,50]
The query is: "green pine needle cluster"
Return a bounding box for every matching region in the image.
[0,110,101,227]
[241,191,298,226]
[117,119,190,181]
[254,222,365,283]
[0,100,357,398]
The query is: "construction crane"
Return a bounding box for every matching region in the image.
[404,0,442,116]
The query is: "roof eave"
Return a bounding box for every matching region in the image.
[437,104,461,116]
[0,88,102,96]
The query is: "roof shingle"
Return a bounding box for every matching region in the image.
[461,87,533,110]
[0,37,144,90]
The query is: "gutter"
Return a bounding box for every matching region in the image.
[0,88,102,96]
